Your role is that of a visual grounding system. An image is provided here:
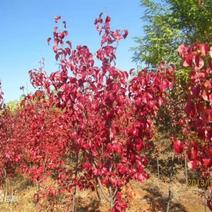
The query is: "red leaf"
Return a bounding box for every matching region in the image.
[173,139,184,154]
[202,158,211,168]
[187,160,200,170]
[105,16,111,23]
[123,30,128,39]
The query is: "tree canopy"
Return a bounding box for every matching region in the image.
[133,0,212,67]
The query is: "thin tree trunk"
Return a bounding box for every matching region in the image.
[157,157,160,179]
[72,153,79,212]
[166,186,171,212]
[204,189,207,212]
[184,154,188,186]
[96,183,102,200]
[3,169,7,203]
[72,186,77,212]
[109,186,116,211]
[97,177,110,203]
[166,153,174,212]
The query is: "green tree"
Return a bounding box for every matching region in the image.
[133,0,212,67]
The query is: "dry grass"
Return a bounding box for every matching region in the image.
[0,172,208,212]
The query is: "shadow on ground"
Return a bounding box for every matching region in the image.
[143,186,186,212]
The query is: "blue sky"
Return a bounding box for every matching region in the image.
[0,0,144,102]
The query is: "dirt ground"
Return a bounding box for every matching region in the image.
[77,175,207,212]
[0,172,209,212]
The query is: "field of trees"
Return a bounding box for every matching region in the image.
[0,0,211,211]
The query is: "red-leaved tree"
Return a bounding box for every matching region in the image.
[24,14,174,211]
[0,14,175,211]
[173,44,212,210]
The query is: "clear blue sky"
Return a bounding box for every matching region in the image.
[0,0,144,102]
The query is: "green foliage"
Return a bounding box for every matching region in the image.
[175,68,190,88]
[133,0,212,67]
[6,100,19,112]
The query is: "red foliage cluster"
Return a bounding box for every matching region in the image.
[173,43,212,209]
[2,14,211,211]
[0,15,174,211]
